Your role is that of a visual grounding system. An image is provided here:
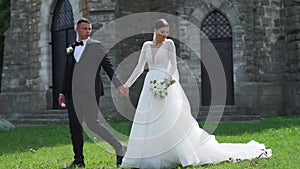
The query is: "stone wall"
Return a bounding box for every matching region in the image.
[0,0,84,119]
[175,0,296,115]
[282,0,300,115]
[2,0,38,92]
[0,0,47,117]
[87,0,120,115]
[252,0,284,115]
[177,0,260,114]
[0,0,299,124]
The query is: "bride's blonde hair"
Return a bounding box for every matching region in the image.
[153,19,169,41]
[154,19,169,29]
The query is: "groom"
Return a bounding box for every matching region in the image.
[58,18,128,168]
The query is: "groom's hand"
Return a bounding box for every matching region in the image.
[58,94,66,107]
[118,85,129,97]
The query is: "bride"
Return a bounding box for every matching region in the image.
[120,19,271,169]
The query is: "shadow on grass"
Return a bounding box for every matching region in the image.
[0,115,299,156]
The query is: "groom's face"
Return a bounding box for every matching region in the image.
[76,22,92,41]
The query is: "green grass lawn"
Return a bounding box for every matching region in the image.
[0,116,299,169]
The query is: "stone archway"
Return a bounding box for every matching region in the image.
[38,0,82,109]
[200,10,234,106]
[187,2,243,107]
[51,0,76,109]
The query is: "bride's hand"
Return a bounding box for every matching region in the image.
[118,85,129,96]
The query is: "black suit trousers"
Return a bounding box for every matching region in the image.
[66,96,123,159]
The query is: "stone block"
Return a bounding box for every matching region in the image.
[0,93,17,114]
[257,94,283,110]
[261,63,282,74]
[256,74,283,82]
[261,0,270,6]
[287,32,300,42]
[265,7,280,18]
[89,0,116,11]
[235,93,256,109]
[284,0,298,7]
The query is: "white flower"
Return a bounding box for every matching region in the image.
[149,78,176,100]
[66,46,73,54]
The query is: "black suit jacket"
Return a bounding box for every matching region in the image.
[60,39,122,100]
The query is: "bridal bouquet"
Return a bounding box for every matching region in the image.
[149,78,176,100]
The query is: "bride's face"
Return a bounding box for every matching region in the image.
[155,26,169,38]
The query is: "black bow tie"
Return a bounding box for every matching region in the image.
[75,41,84,46]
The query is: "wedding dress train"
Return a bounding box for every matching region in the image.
[121,39,271,168]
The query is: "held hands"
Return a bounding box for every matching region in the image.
[118,85,129,97]
[58,85,128,107]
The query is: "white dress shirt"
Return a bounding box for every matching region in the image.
[74,37,89,62]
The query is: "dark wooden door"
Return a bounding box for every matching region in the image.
[51,0,76,109]
[201,11,234,106]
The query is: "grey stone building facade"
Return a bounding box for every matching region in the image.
[0,0,299,125]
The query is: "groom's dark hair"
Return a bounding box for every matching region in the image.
[77,18,91,27]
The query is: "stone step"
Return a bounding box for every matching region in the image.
[9,114,259,126]
[6,107,260,126]
[9,113,68,119]
[197,106,260,122]
[198,105,259,116]
[197,115,260,122]
[198,111,257,116]
[6,110,69,126]
[8,118,69,126]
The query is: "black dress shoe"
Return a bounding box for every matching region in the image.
[116,144,127,166]
[63,159,85,168]
[116,155,124,166]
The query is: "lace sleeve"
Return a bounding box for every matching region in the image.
[168,40,177,76]
[125,43,147,87]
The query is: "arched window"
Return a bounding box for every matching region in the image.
[52,0,74,32]
[201,11,232,39]
[51,0,76,109]
[201,11,234,106]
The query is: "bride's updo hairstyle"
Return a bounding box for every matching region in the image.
[154,19,169,29]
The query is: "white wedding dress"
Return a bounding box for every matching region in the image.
[121,39,271,169]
